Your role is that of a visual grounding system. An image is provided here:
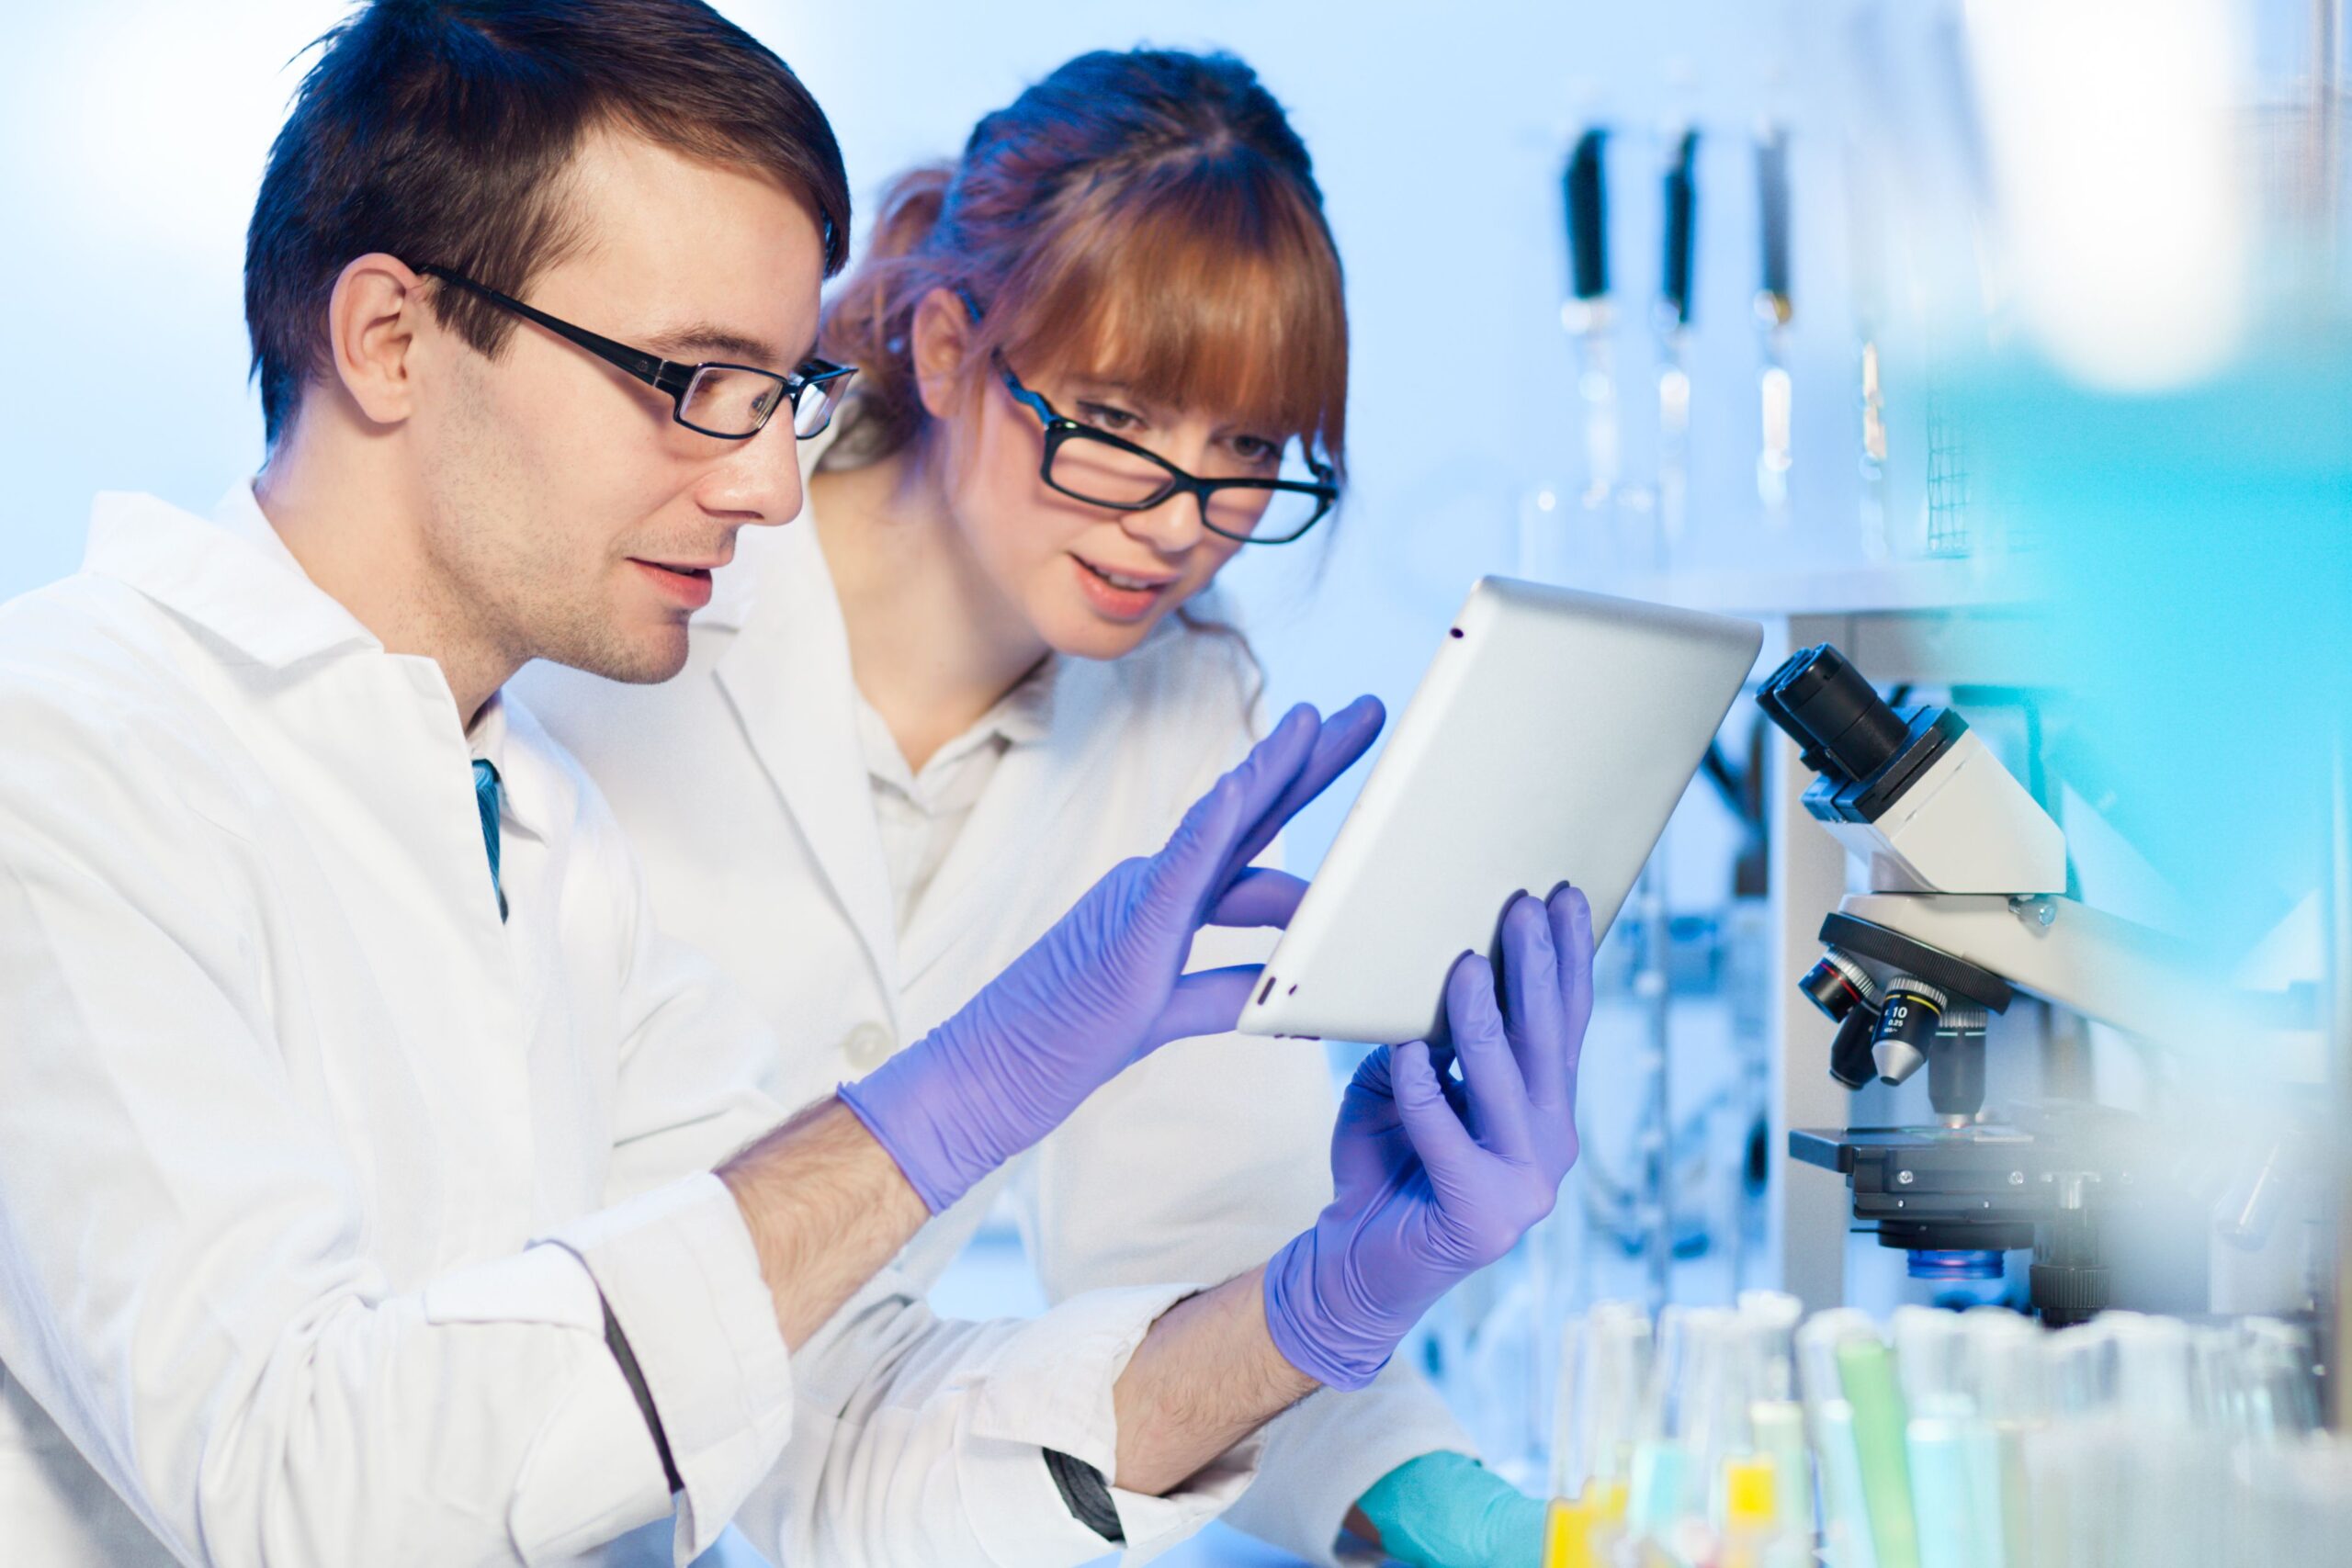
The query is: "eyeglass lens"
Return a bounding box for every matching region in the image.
[1046,434,1325,540]
[681,365,844,438]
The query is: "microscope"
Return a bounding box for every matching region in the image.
[1757,643,2256,1325]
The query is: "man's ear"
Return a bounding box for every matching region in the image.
[908,286,978,422]
[324,253,432,427]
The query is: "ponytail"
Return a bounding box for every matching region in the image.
[818,163,953,463]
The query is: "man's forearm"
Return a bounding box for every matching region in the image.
[716,1094,931,1349]
[1111,1264,1318,1495]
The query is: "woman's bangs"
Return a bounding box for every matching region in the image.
[1001,176,1347,464]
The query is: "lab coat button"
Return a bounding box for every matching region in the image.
[843,1022,896,1071]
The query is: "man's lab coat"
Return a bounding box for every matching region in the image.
[0,486,1257,1568]
[518,498,1475,1568]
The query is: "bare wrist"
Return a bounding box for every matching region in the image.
[1111,1263,1317,1495]
[717,1095,930,1348]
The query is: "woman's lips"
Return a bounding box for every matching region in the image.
[1070,555,1172,620]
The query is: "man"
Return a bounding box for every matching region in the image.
[0,4,1591,1565]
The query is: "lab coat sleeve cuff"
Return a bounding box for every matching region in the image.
[960,1282,1268,1566]
[544,1172,794,1563]
[1226,1359,1477,1566]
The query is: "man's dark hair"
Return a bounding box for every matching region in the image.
[244,0,852,446]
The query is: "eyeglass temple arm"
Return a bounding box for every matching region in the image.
[417,265,674,390]
[995,364,1061,425]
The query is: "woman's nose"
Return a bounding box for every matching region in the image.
[1119,489,1208,554]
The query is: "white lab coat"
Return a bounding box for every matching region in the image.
[0,486,1259,1568]
[516,461,1476,1567]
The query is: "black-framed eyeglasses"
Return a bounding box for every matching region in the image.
[988,354,1339,547]
[416,265,855,441]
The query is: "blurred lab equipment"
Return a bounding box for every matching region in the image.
[1539,1297,2347,1568]
[1753,122,1793,521]
[1563,126,1619,518]
[1655,127,1700,553]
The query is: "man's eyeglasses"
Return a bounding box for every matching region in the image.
[991,355,1338,546]
[416,265,855,441]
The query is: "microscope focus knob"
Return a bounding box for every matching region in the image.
[1871,976,1947,1085]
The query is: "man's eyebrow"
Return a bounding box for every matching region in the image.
[641,324,827,375]
[640,321,786,368]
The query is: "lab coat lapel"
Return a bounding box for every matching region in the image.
[896,660,1115,995]
[711,525,901,996]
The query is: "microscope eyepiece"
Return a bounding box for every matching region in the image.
[1757,643,1912,785]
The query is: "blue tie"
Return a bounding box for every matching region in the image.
[472,759,508,921]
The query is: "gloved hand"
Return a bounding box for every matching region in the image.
[1264,884,1593,1390]
[840,697,1385,1213]
[1359,1451,1548,1568]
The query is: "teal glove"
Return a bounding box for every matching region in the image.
[1358,1451,1548,1568]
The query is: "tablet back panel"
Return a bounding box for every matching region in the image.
[1238,577,1762,1044]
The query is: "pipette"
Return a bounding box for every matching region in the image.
[1561,127,1619,519]
[1841,138,1892,559]
[1655,127,1699,556]
[1754,122,1792,521]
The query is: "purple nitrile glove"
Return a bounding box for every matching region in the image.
[1263,884,1594,1390]
[840,697,1385,1213]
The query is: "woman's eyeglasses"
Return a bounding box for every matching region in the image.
[991,355,1338,546]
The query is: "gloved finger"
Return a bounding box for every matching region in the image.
[1212,695,1385,890]
[1498,891,1567,1113]
[1204,867,1311,929]
[1149,964,1268,1049]
[1344,1041,1397,1099]
[1425,1040,1470,1121]
[1390,1040,1481,1182]
[1219,703,1326,833]
[1546,883,1597,1088]
[1139,770,1253,928]
[1149,705,1322,917]
[1445,952,1533,1159]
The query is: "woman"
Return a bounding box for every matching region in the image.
[523,47,1548,1568]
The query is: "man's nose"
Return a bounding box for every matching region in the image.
[707,421,806,529]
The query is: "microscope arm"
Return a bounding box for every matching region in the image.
[1838,891,2276,1055]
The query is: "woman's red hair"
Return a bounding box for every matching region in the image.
[820,48,1348,483]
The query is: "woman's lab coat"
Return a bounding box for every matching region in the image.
[0,486,1259,1568]
[518,468,1476,1566]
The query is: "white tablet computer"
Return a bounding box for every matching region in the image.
[1237,577,1762,1044]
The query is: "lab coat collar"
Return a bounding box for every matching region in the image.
[861,654,1059,798]
[468,689,560,846]
[80,483,382,669]
[84,483,560,844]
